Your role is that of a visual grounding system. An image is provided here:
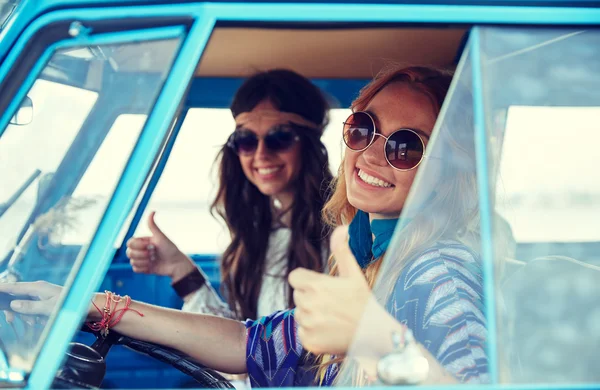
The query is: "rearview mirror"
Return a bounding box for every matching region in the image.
[9,96,33,125]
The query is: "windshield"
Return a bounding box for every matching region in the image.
[0,81,98,261]
[0,0,18,30]
[341,26,600,386]
[0,36,181,377]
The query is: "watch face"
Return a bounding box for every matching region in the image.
[377,343,430,385]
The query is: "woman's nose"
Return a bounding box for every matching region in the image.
[361,135,388,167]
[254,138,271,159]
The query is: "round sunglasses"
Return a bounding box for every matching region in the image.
[343,111,426,170]
[227,126,299,155]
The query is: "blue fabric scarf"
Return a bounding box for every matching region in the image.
[348,210,400,269]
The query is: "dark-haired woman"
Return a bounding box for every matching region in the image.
[126,69,333,320]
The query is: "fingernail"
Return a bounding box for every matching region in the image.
[147,244,155,250]
[11,301,21,309]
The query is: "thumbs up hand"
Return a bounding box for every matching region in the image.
[126,211,195,280]
[288,225,372,355]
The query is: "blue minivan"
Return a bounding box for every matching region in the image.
[0,0,599,388]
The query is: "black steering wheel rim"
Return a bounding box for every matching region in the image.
[55,326,235,389]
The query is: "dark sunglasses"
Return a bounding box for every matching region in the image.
[343,111,427,170]
[227,126,300,155]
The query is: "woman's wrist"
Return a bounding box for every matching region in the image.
[347,302,409,379]
[88,292,104,321]
[171,262,207,300]
[354,301,408,358]
[85,291,145,337]
[169,252,197,283]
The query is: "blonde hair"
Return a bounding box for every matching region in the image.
[316,65,480,385]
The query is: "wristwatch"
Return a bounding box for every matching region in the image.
[376,328,429,385]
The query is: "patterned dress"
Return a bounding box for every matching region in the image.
[245,240,488,387]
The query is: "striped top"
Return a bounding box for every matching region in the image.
[245,240,488,387]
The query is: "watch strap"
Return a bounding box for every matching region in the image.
[171,267,206,298]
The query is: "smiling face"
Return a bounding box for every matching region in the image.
[344,82,437,218]
[237,100,302,204]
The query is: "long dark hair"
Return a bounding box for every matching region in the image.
[211,69,334,319]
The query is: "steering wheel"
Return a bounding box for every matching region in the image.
[54,326,235,389]
[0,292,234,389]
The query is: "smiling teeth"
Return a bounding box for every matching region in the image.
[358,169,392,188]
[257,167,281,175]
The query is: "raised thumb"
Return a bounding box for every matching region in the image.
[331,225,363,279]
[147,211,166,238]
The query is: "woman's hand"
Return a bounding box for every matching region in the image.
[0,281,62,316]
[126,211,196,281]
[288,226,371,355]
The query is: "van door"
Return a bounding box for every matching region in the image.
[0,5,213,388]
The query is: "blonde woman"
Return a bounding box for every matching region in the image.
[1,65,487,386]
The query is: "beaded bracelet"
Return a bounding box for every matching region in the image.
[87,291,144,337]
